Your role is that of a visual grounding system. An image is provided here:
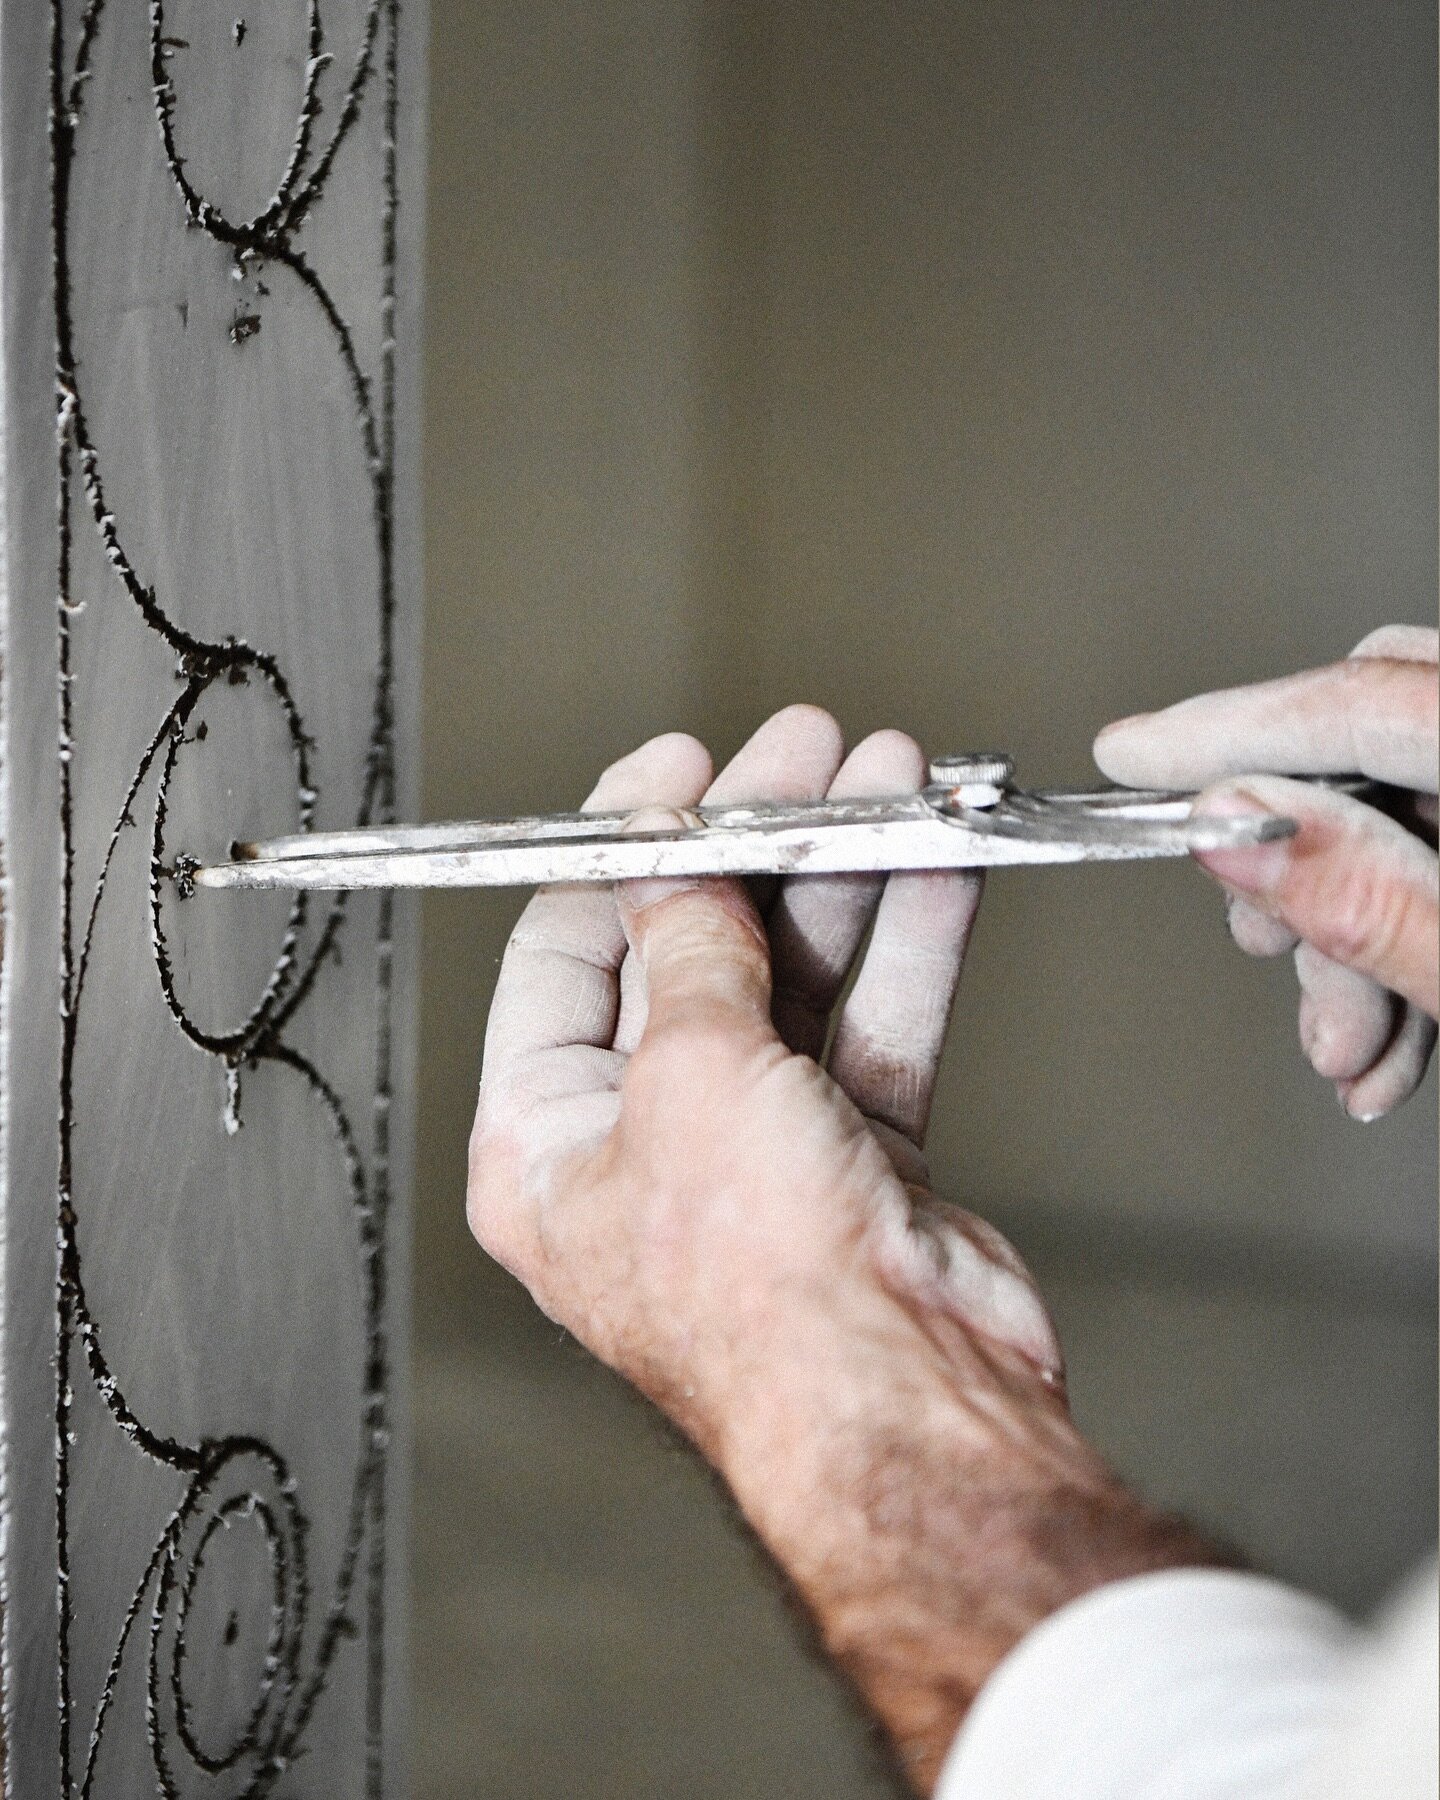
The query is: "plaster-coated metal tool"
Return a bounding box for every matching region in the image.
[189,754,1322,893]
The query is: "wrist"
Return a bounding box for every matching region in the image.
[691,1277,1232,1792]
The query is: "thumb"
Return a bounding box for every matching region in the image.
[615,810,774,1034]
[1191,776,1439,1019]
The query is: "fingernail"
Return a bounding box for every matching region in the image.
[1191,787,1292,892]
[1340,1094,1384,1124]
[621,806,695,834]
[620,875,702,912]
[1095,711,1153,739]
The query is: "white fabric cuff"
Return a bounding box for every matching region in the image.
[936,1569,1355,1800]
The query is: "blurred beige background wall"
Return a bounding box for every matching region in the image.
[412,5,1437,1796]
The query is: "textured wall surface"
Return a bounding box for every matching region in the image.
[0,1,425,1791]
[414,4,1435,1796]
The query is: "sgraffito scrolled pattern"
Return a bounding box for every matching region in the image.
[47,1,406,1791]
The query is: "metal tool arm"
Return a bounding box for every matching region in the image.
[187,754,1310,893]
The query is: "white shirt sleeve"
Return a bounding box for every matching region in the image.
[936,1560,1438,1800]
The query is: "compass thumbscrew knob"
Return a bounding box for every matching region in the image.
[927,753,1014,790]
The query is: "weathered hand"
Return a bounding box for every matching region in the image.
[469,704,1057,1426]
[1096,626,1438,1119]
[469,705,1222,1791]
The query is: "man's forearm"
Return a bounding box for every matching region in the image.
[705,1288,1234,1793]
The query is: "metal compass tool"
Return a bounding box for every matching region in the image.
[188,753,1330,893]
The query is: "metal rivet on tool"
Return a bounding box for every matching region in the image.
[928,753,1013,809]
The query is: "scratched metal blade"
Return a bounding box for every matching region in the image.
[231,794,923,861]
[190,795,1291,891]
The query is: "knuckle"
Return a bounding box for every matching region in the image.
[1338,654,1439,766]
[651,903,771,986]
[1307,855,1416,977]
[631,1009,748,1082]
[1333,656,1374,761]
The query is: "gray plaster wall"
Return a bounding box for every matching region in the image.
[0,0,426,1791]
[413,4,1437,1795]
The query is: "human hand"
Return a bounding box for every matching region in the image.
[469,706,1222,1789]
[469,704,1058,1425]
[1095,626,1438,1119]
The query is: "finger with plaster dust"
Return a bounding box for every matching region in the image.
[767,729,929,1059]
[1094,655,1439,794]
[828,868,983,1148]
[615,838,773,1036]
[1225,893,1299,957]
[1293,941,1397,1084]
[482,734,711,1077]
[1349,624,1439,665]
[612,706,846,1052]
[1335,1004,1438,1121]
[1191,776,1439,1020]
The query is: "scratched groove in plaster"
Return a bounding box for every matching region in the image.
[48,0,402,1790]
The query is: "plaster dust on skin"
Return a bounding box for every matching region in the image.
[25,0,410,1792]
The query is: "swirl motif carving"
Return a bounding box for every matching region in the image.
[49,1,403,1792]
